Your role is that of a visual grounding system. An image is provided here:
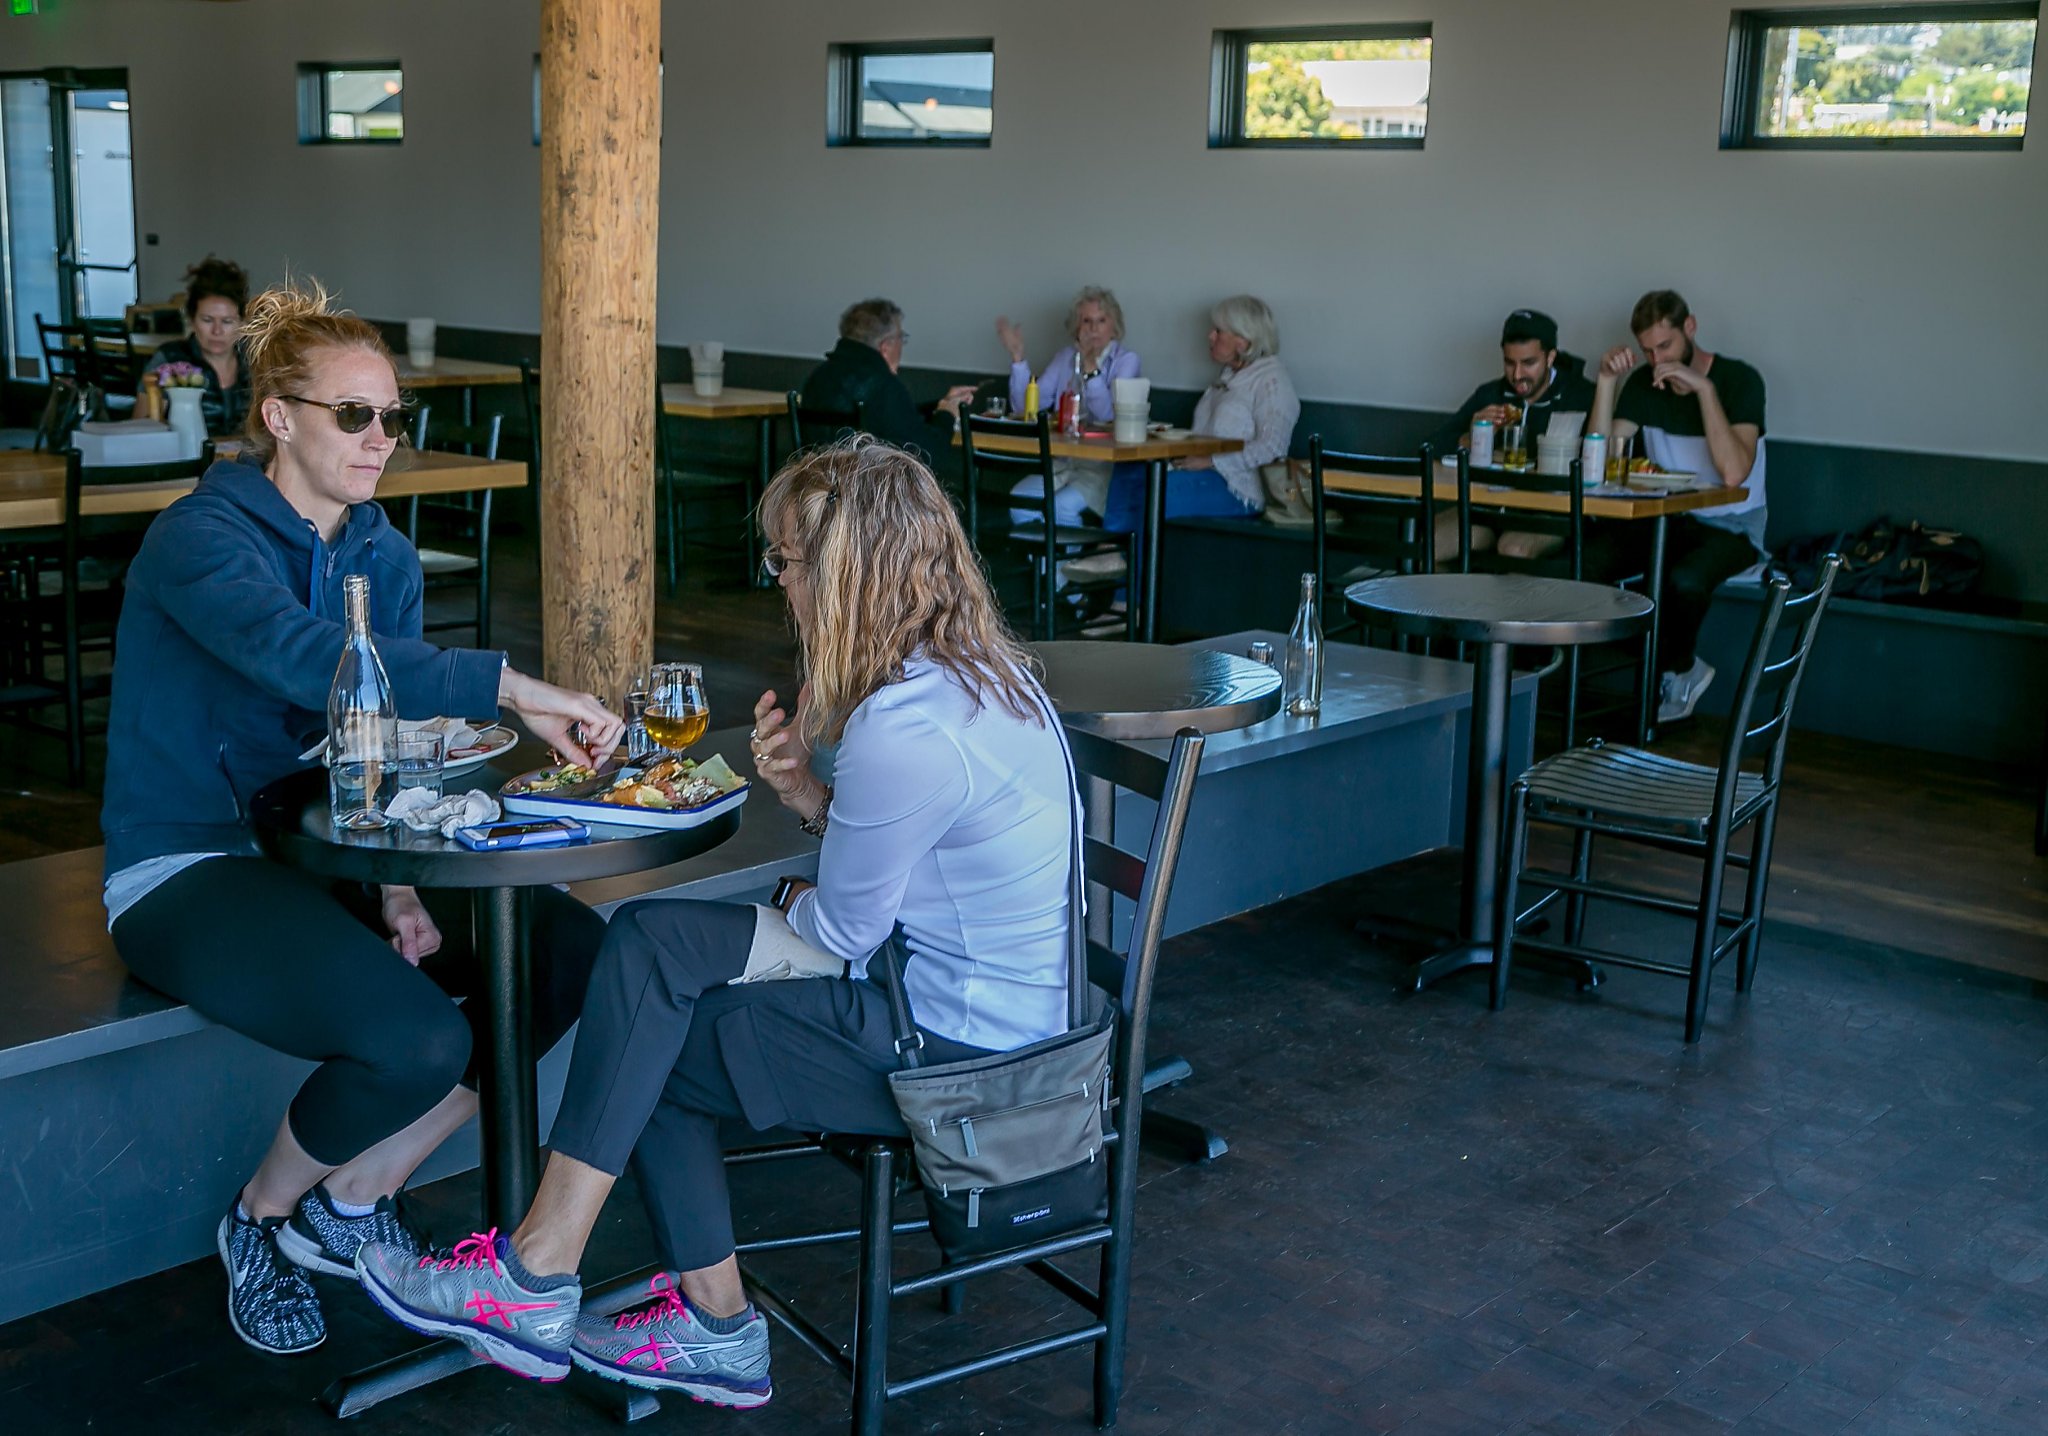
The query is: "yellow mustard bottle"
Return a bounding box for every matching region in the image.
[1024,377,1040,420]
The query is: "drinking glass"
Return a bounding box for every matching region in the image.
[645,662,710,755]
[394,730,446,800]
[622,669,657,762]
[984,395,1008,418]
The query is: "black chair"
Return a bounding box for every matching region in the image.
[653,385,756,593]
[960,412,1133,642]
[785,390,867,452]
[1491,556,1843,1041]
[730,725,1207,1434]
[406,407,501,647]
[81,317,144,401]
[1308,438,1450,642]
[0,445,213,785]
[517,357,543,535]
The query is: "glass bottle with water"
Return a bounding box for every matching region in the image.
[1283,571,1323,718]
[328,574,397,830]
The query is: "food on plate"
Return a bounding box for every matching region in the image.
[405,716,507,759]
[506,763,599,794]
[598,755,745,810]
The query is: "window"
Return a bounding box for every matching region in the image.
[827,41,993,146]
[1723,5,2034,148]
[298,64,404,144]
[1210,25,1433,148]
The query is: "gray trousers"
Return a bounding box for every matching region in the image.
[547,899,987,1272]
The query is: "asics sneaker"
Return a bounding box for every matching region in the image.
[216,1203,325,1355]
[276,1184,429,1278]
[356,1228,580,1381]
[570,1274,773,1408]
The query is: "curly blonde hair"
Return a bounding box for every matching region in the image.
[759,437,1043,745]
[239,276,399,465]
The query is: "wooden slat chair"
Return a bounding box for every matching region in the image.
[1491,556,1844,1041]
[1309,437,1450,642]
[960,412,1134,642]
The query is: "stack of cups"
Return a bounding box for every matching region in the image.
[1535,433,1577,477]
[1112,376,1151,443]
[689,341,725,397]
[406,318,436,369]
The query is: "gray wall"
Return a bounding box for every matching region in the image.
[9,0,2041,462]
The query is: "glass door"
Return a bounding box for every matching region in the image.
[0,67,133,383]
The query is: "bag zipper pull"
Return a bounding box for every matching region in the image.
[959,1117,978,1158]
[967,1189,981,1228]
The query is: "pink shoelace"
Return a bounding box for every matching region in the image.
[419,1227,503,1273]
[615,1273,686,1331]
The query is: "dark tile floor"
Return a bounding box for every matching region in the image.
[5,855,2047,1435]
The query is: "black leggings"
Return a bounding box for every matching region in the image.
[1586,516,1760,675]
[548,899,988,1272]
[112,856,604,1169]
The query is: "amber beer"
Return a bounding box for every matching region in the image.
[643,706,709,750]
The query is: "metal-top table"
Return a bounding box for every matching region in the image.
[1034,641,1281,1161]
[1346,574,1652,993]
[250,766,739,1417]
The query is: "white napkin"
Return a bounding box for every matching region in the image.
[689,341,725,365]
[386,787,501,838]
[1113,377,1151,405]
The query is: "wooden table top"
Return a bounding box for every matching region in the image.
[962,427,1244,464]
[0,448,527,532]
[1324,465,1747,520]
[660,384,788,419]
[85,331,177,356]
[396,357,525,389]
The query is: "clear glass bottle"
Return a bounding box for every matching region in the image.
[328,574,397,830]
[1283,571,1323,718]
[1060,348,1086,436]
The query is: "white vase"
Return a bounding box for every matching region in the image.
[165,386,206,459]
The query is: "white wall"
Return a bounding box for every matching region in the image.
[9,0,2041,459]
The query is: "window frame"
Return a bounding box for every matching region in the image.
[1721,3,2036,151]
[826,38,995,148]
[296,61,405,146]
[1209,23,1434,150]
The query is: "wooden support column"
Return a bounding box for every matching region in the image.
[538,0,661,699]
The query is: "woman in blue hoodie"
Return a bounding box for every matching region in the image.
[99,281,624,1357]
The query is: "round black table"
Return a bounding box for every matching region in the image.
[250,766,740,1228]
[1033,640,1283,739]
[1031,640,1281,1164]
[1345,574,1652,992]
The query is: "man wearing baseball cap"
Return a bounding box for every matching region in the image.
[1434,309,1598,455]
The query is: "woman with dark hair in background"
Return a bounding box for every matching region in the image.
[138,254,253,435]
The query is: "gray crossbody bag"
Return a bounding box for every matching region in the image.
[879,684,1113,1261]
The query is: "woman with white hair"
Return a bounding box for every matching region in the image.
[1103,294,1300,531]
[993,285,1141,524]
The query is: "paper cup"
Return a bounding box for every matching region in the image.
[405,318,436,368]
[692,366,725,398]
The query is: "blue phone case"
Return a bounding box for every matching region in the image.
[454,818,590,851]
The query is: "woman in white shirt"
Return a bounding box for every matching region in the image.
[1103,294,1301,531]
[356,437,1078,1408]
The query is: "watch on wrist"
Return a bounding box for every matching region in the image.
[798,784,832,838]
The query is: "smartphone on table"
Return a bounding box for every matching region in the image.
[453,817,591,851]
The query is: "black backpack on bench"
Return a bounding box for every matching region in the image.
[1775,517,1984,603]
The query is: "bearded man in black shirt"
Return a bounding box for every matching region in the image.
[1589,290,1769,723]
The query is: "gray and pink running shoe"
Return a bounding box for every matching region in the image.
[570,1274,772,1408]
[355,1228,580,1381]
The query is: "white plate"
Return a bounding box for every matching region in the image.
[442,724,518,777]
[500,767,751,830]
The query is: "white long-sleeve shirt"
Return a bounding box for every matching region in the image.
[786,658,1075,1052]
[1193,355,1301,508]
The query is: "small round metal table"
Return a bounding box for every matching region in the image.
[251,765,740,1228]
[252,765,739,1418]
[1032,641,1281,1163]
[1033,640,1283,739]
[1345,574,1652,992]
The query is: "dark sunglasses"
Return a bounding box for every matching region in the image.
[281,395,413,438]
